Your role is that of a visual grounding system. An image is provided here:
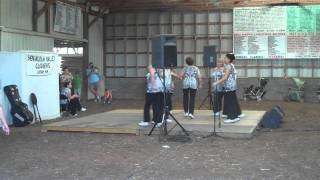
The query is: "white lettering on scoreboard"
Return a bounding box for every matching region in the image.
[26,54,56,76]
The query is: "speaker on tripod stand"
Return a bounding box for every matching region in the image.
[151,35,177,68]
[198,46,217,110]
[200,46,223,137]
[148,35,189,137]
[203,46,217,68]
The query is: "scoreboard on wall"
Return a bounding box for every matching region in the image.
[233,5,320,59]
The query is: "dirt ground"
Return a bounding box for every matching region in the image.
[0,99,319,180]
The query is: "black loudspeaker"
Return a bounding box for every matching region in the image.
[261,105,285,129]
[203,46,217,67]
[152,35,177,68]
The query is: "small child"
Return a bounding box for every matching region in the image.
[103,89,113,104]
[72,71,82,98]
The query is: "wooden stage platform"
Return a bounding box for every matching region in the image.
[43,109,265,138]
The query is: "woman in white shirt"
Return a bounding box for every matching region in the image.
[180,57,202,119]
[211,58,225,116]
[213,53,243,123]
[139,66,164,127]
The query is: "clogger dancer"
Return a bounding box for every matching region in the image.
[212,53,244,123]
[139,66,164,127]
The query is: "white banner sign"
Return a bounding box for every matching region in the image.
[26,54,56,76]
[233,5,320,59]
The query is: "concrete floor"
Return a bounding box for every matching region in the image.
[0,100,319,179]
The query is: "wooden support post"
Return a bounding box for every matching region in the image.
[32,0,38,31]
[88,7,108,28]
[33,0,55,21]
[82,10,89,100]
[103,14,106,79]
[45,3,50,33]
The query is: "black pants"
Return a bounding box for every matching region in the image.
[143,93,156,123]
[224,90,241,119]
[69,98,82,115]
[166,92,173,111]
[213,91,224,113]
[154,92,164,123]
[143,92,163,124]
[183,88,197,115]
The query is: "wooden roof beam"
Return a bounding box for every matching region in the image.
[33,0,55,21]
[88,7,108,28]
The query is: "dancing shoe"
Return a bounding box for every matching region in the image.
[188,114,195,119]
[224,118,240,123]
[138,121,149,127]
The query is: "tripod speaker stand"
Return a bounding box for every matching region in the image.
[198,46,217,110]
[199,45,222,136]
[148,69,189,137]
[199,71,222,138]
[198,67,213,110]
[148,35,188,137]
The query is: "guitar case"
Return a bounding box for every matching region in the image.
[4,85,33,127]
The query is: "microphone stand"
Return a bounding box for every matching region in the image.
[204,67,222,138]
[198,67,213,110]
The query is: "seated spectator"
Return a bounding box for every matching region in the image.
[60,81,86,117]
[0,105,10,135]
[103,89,113,104]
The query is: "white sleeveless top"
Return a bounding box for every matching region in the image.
[146,73,163,93]
[182,65,200,89]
